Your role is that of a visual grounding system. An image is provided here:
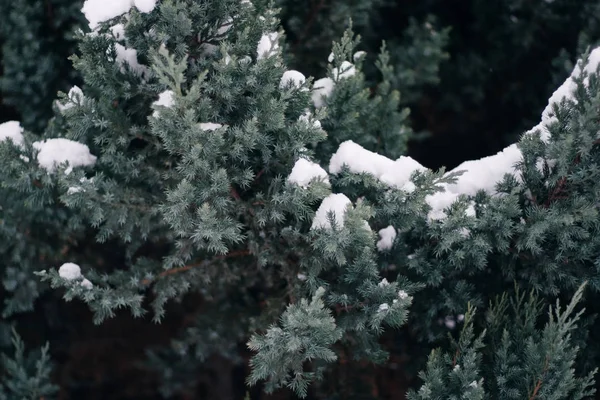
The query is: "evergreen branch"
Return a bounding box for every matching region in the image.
[529,356,550,400]
[141,249,251,285]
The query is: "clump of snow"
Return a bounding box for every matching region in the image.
[311,193,352,230]
[280,70,306,89]
[469,381,478,389]
[110,23,125,40]
[133,0,157,13]
[0,121,24,147]
[297,273,307,281]
[378,278,390,287]
[328,52,335,63]
[256,32,279,60]
[324,46,600,223]
[81,278,94,289]
[377,303,389,312]
[442,143,522,197]
[67,187,84,195]
[377,225,397,251]
[398,290,409,299]
[58,263,82,280]
[353,51,366,61]
[329,141,424,192]
[57,86,85,113]
[115,44,150,79]
[465,202,476,217]
[33,138,97,174]
[152,90,175,117]
[83,0,156,30]
[333,61,356,80]
[58,262,93,289]
[288,158,329,188]
[199,123,223,131]
[312,77,334,108]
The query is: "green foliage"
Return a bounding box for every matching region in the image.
[408,285,596,400]
[0,0,85,133]
[0,328,58,400]
[3,0,600,399]
[247,287,343,397]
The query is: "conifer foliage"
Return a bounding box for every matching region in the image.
[1,0,600,398]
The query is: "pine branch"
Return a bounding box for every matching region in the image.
[141,249,251,285]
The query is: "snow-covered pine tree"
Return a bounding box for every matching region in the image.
[1,0,600,398]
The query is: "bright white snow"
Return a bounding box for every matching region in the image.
[115,44,150,78]
[288,158,329,188]
[57,86,84,113]
[199,123,223,131]
[378,278,390,287]
[279,70,306,89]
[33,138,97,174]
[353,51,366,62]
[83,0,157,30]
[110,23,125,40]
[81,278,94,289]
[311,193,352,230]
[256,32,279,60]
[58,263,82,280]
[325,46,600,222]
[0,121,24,147]
[152,90,175,117]
[377,225,397,251]
[377,303,389,312]
[311,77,334,108]
[329,141,424,193]
[333,61,356,80]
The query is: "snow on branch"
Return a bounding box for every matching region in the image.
[327,46,600,221]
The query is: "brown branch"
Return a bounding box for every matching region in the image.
[141,249,251,285]
[230,186,241,200]
[529,356,549,400]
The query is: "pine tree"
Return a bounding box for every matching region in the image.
[0,0,85,133]
[2,0,600,398]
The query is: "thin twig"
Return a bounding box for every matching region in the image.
[141,249,251,285]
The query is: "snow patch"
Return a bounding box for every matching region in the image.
[377,225,397,251]
[199,123,223,131]
[256,32,279,60]
[312,77,334,108]
[288,158,329,188]
[58,263,82,280]
[0,121,24,147]
[115,43,150,79]
[353,51,366,62]
[311,193,352,230]
[280,70,306,89]
[57,86,84,113]
[82,0,156,30]
[152,90,175,117]
[33,139,97,174]
[329,141,424,192]
[333,61,356,80]
[378,278,390,287]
